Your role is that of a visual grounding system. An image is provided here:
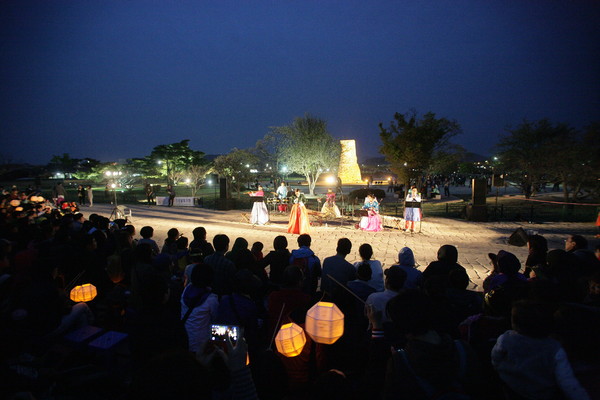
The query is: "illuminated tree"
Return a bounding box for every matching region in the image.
[148,140,205,185]
[379,110,461,190]
[271,114,341,195]
[213,148,259,198]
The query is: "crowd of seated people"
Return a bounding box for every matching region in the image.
[1,186,600,399]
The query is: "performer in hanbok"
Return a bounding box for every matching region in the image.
[287,188,311,234]
[404,186,422,232]
[359,194,383,232]
[321,188,341,219]
[249,185,269,225]
[276,181,288,213]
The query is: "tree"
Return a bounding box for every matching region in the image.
[185,164,213,197]
[379,110,461,190]
[148,140,206,185]
[213,149,259,198]
[270,114,341,195]
[497,119,599,201]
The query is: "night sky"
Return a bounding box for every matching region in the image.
[2,1,599,165]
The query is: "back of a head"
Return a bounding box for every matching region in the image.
[398,247,415,267]
[140,226,153,239]
[135,243,153,264]
[437,245,458,264]
[176,236,188,250]
[251,241,264,253]
[385,265,407,291]
[232,237,249,251]
[282,265,303,288]
[191,263,213,288]
[359,243,373,261]
[357,261,372,281]
[297,234,311,247]
[213,234,230,252]
[336,238,352,255]
[192,227,206,240]
[387,289,434,335]
[511,300,553,338]
[167,228,179,240]
[497,250,522,275]
[528,234,548,253]
[273,235,288,251]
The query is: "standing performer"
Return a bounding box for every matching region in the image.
[249,185,269,225]
[287,188,310,234]
[166,185,176,207]
[321,188,341,219]
[404,186,422,232]
[359,194,383,232]
[145,183,155,206]
[276,181,288,213]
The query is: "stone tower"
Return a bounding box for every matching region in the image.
[337,139,362,184]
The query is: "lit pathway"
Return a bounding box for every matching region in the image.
[82,203,598,291]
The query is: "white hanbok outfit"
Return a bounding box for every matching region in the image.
[250,190,269,225]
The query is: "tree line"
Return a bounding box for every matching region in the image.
[43,112,599,202]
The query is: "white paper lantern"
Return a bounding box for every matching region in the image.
[275,323,306,357]
[305,301,344,344]
[70,283,97,302]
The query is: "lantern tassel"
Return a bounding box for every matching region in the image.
[326,274,367,305]
[269,303,286,350]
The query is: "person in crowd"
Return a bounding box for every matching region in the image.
[492,300,591,400]
[86,185,93,207]
[289,234,321,297]
[250,241,264,261]
[367,289,483,400]
[261,235,290,286]
[204,234,236,296]
[138,226,160,256]
[321,238,356,298]
[393,246,423,290]
[422,244,466,288]
[524,234,548,277]
[365,265,407,324]
[347,262,376,302]
[188,226,214,260]
[353,243,384,292]
[181,263,219,353]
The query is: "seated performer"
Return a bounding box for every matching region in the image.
[249,185,269,225]
[276,181,288,213]
[359,194,383,232]
[321,188,341,219]
[404,186,422,232]
[287,188,310,234]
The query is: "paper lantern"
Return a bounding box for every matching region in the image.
[275,323,306,357]
[10,200,20,207]
[70,283,97,302]
[305,301,344,344]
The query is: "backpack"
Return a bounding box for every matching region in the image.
[394,340,471,400]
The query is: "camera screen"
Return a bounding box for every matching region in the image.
[210,324,239,344]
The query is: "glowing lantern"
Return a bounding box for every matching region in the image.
[10,200,20,207]
[275,323,306,357]
[70,283,97,302]
[305,301,344,344]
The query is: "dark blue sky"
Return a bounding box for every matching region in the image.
[2,0,599,164]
